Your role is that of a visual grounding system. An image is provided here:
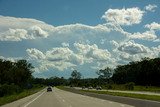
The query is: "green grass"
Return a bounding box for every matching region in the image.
[0,86,45,106]
[57,86,160,102]
[134,86,160,92]
[103,84,160,92]
[81,90,160,102]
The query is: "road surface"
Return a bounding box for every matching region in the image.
[2,87,133,107]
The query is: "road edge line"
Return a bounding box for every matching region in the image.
[23,90,45,107]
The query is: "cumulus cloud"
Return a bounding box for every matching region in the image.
[118,41,150,54]
[62,42,69,47]
[26,47,84,71]
[102,7,144,26]
[45,47,83,64]
[29,26,48,38]
[129,30,157,40]
[110,40,119,47]
[0,28,30,41]
[0,15,53,41]
[74,43,110,61]
[40,61,76,71]
[26,48,46,60]
[145,4,157,12]
[145,22,160,30]
[26,42,112,72]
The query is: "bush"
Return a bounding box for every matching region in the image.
[0,84,22,97]
[125,82,135,90]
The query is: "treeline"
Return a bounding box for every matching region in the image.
[1,57,160,97]
[41,57,160,87]
[0,59,34,97]
[112,57,160,86]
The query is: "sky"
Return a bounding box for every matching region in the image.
[0,0,160,78]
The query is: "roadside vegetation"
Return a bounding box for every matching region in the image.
[0,59,45,106]
[0,57,160,105]
[0,86,44,106]
[81,89,160,102]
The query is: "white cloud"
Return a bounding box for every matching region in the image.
[0,16,128,42]
[40,61,76,71]
[29,26,48,38]
[26,47,84,71]
[0,55,22,62]
[0,28,30,41]
[145,22,160,30]
[46,47,83,64]
[129,30,157,40]
[54,23,111,35]
[26,48,45,60]
[151,45,160,57]
[0,15,53,41]
[74,43,110,61]
[61,42,69,47]
[110,40,119,47]
[118,40,150,54]
[145,4,157,12]
[0,15,54,31]
[102,7,144,26]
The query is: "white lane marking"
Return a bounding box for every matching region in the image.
[23,91,45,107]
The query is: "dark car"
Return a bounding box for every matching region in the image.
[47,87,52,92]
[82,86,85,90]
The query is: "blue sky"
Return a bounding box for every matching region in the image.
[0,0,160,78]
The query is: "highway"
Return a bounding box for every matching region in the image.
[2,87,133,107]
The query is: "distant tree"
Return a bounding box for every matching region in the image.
[70,70,81,86]
[71,70,81,79]
[97,67,112,79]
[0,59,34,87]
[13,60,34,86]
[112,57,160,86]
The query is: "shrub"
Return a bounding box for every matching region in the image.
[125,82,135,90]
[0,84,22,97]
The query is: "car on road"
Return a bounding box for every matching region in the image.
[47,87,52,92]
[82,86,85,90]
[96,86,102,90]
[88,86,93,90]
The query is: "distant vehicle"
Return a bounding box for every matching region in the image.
[96,86,102,90]
[82,86,85,90]
[47,87,52,92]
[88,86,93,89]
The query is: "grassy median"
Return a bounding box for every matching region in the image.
[81,90,160,102]
[57,86,160,102]
[0,86,45,106]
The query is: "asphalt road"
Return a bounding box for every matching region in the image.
[2,87,134,107]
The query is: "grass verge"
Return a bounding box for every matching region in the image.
[57,86,160,102]
[81,90,160,102]
[0,86,45,106]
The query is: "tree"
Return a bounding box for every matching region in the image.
[13,60,34,86]
[70,70,81,86]
[97,67,112,79]
[112,57,160,86]
[71,70,81,79]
